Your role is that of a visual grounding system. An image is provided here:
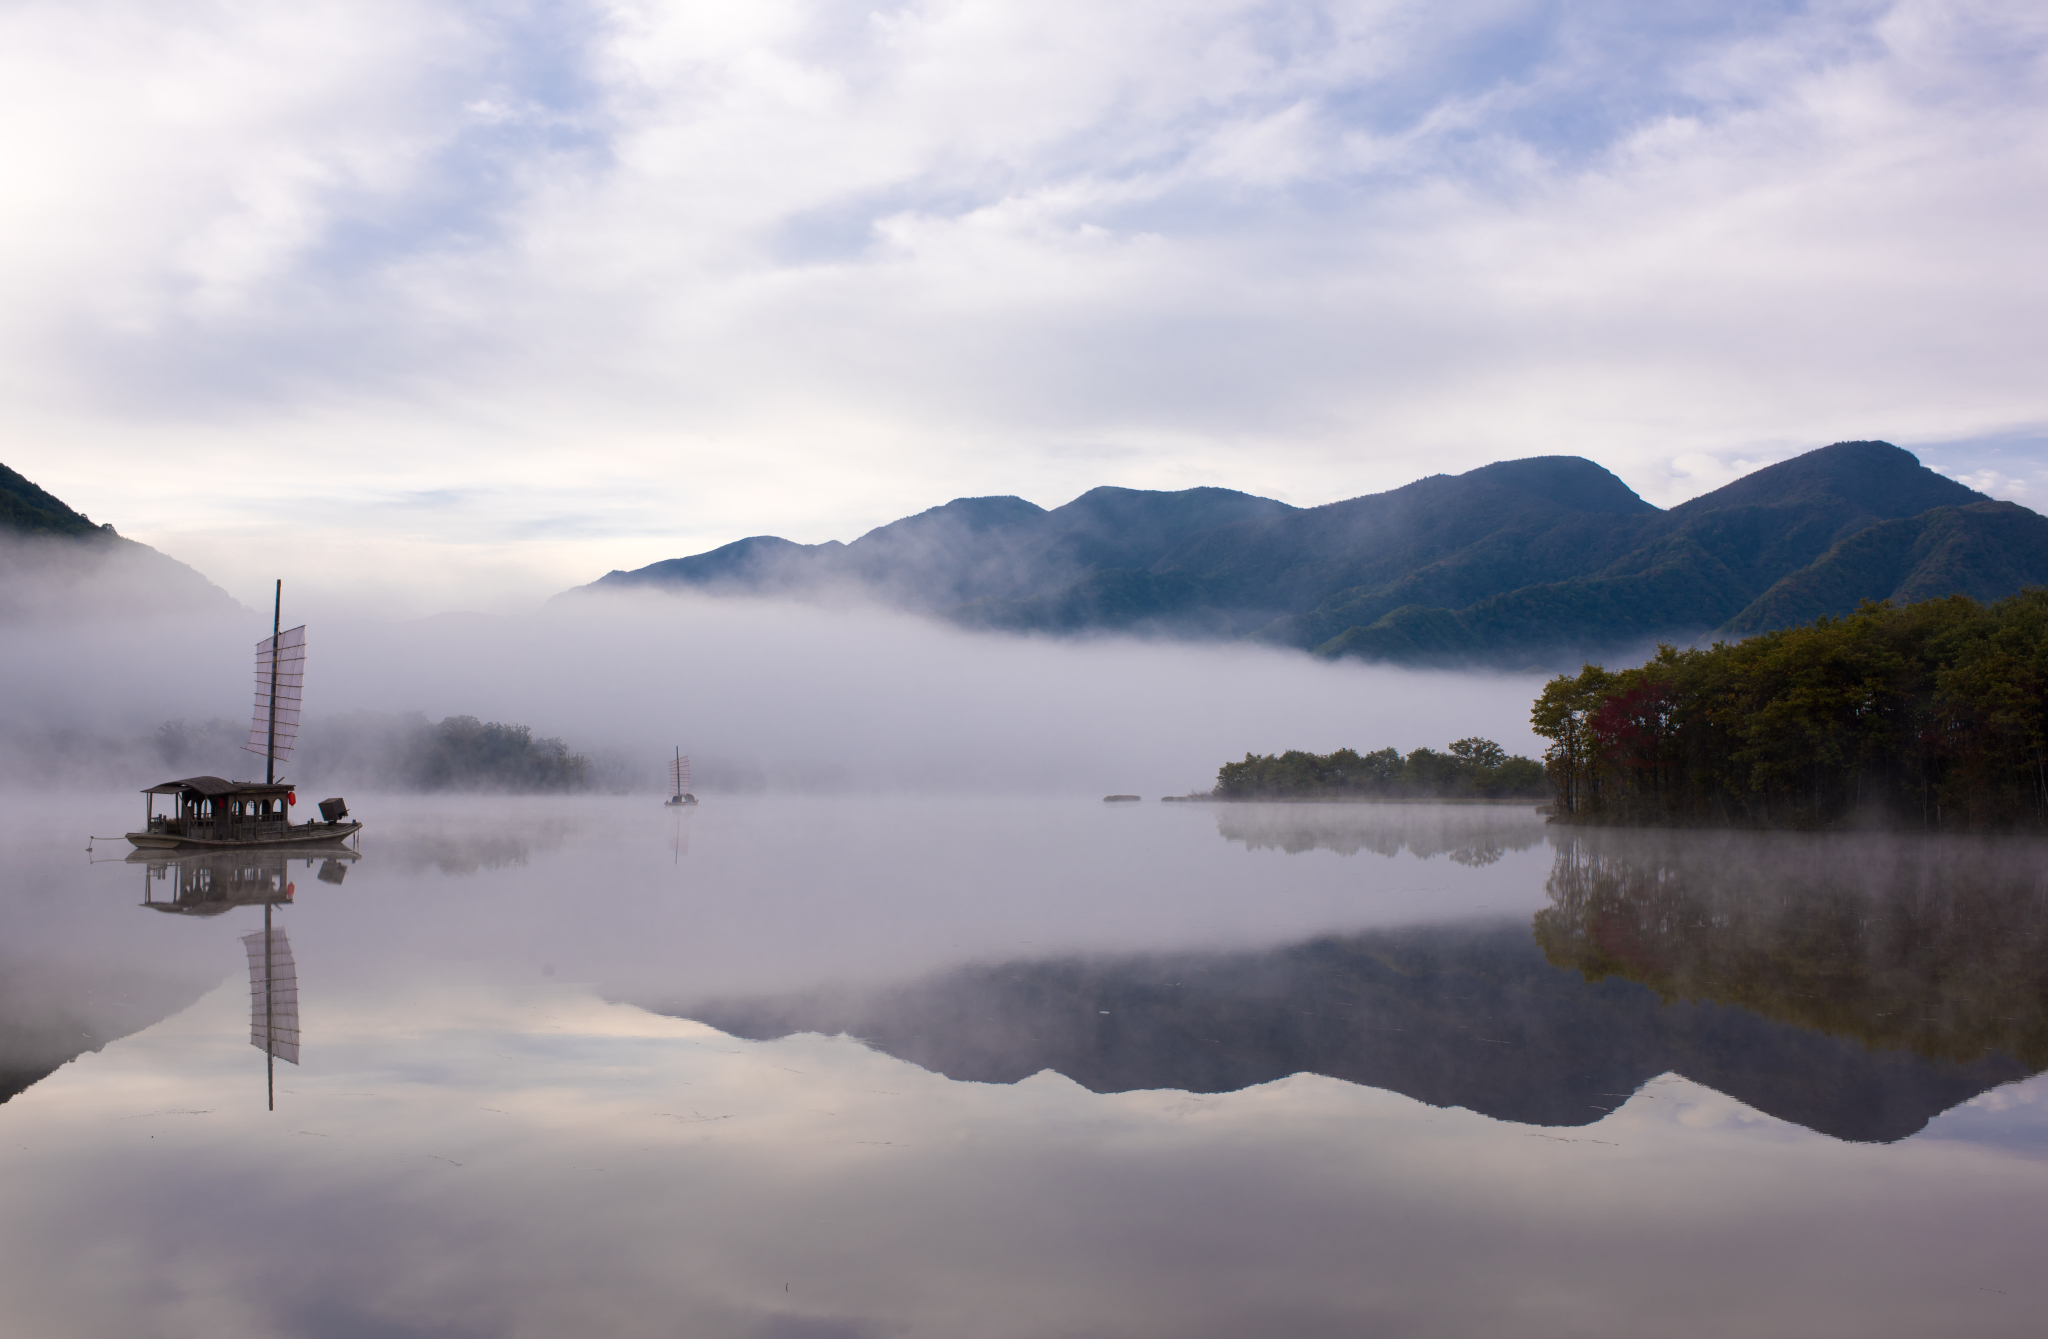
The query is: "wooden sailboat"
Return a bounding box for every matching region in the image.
[666,747,698,806]
[126,580,362,850]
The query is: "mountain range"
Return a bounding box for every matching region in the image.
[578,441,2048,665]
[11,443,2047,662]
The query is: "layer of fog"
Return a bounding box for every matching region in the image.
[0,585,1554,796]
[0,532,238,623]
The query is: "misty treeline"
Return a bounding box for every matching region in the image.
[1534,592,2048,830]
[155,712,594,792]
[1212,738,1545,800]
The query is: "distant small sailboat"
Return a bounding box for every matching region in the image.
[126,580,361,850]
[666,747,698,806]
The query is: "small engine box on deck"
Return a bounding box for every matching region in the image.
[318,797,349,822]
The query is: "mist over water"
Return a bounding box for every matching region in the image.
[0,586,1552,796]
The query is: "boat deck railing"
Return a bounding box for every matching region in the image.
[148,817,295,842]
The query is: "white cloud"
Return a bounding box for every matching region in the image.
[1,0,2044,611]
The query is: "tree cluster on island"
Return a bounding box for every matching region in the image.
[1211,738,1546,800]
[1531,590,2048,830]
[155,712,593,792]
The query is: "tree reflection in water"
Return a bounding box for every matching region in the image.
[1212,801,1548,864]
[1538,830,2048,1071]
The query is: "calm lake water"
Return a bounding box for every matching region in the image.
[4,794,2046,1338]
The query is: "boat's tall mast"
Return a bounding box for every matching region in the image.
[266,580,281,788]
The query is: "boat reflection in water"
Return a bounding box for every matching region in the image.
[131,846,356,916]
[673,827,2048,1144]
[129,848,357,1109]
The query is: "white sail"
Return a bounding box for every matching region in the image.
[243,624,306,763]
[669,753,692,794]
[241,925,300,1065]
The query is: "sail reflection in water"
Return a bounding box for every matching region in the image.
[241,922,299,1066]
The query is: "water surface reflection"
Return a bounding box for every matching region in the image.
[673,823,2048,1143]
[0,795,2043,1337]
[1539,829,2048,1071]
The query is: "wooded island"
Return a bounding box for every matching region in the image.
[1533,592,2048,830]
[1212,739,1546,800]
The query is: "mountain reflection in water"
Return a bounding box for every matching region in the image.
[676,828,2046,1144]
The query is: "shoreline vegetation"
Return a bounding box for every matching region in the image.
[1532,591,2048,831]
[1189,739,1547,803]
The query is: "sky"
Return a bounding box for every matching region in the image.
[2,0,2045,616]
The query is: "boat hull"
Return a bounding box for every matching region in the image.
[125,822,362,851]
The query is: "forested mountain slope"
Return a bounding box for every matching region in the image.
[572,442,2048,665]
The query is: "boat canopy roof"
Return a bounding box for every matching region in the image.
[142,776,293,799]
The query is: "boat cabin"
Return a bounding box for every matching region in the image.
[141,776,296,844]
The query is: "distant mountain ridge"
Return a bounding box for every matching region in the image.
[576,441,2048,665]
